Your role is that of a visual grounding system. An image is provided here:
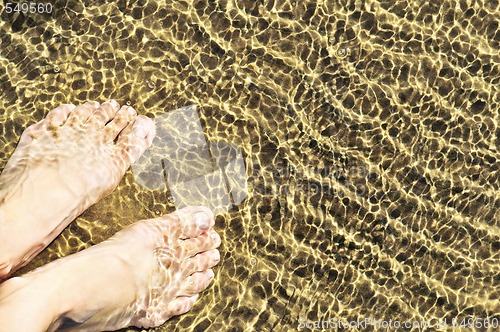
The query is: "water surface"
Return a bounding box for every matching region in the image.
[0,0,499,331]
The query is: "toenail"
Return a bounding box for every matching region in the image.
[212,251,220,262]
[109,99,119,108]
[207,269,215,279]
[211,232,220,243]
[195,212,209,230]
[127,106,136,115]
[133,125,148,137]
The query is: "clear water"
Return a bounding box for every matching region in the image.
[0,0,499,331]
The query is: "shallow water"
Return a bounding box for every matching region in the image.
[0,0,499,331]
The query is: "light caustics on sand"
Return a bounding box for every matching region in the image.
[131,105,247,214]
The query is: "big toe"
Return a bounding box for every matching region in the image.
[116,115,156,164]
[17,104,76,148]
[175,206,216,239]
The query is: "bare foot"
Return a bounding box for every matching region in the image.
[0,206,220,332]
[0,101,156,278]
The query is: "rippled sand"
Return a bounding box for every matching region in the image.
[0,0,499,331]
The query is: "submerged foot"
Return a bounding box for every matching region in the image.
[0,206,221,331]
[0,101,156,278]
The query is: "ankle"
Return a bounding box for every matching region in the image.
[0,271,76,331]
[0,275,67,331]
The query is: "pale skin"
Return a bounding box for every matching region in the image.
[0,101,221,331]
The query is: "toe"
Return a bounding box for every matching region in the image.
[85,100,121,127]
[182,249,220,275]
[175,206,215,239]
[165,294,199,318]
[65,101,100,127]
[103,105,137,142]
[17,104,76,148]
[43,104,76,128]
[180,230,221,257]
[181,269,215,295]
[0,257,13,280]
[116,115,156,164]
[17,122,44,148]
